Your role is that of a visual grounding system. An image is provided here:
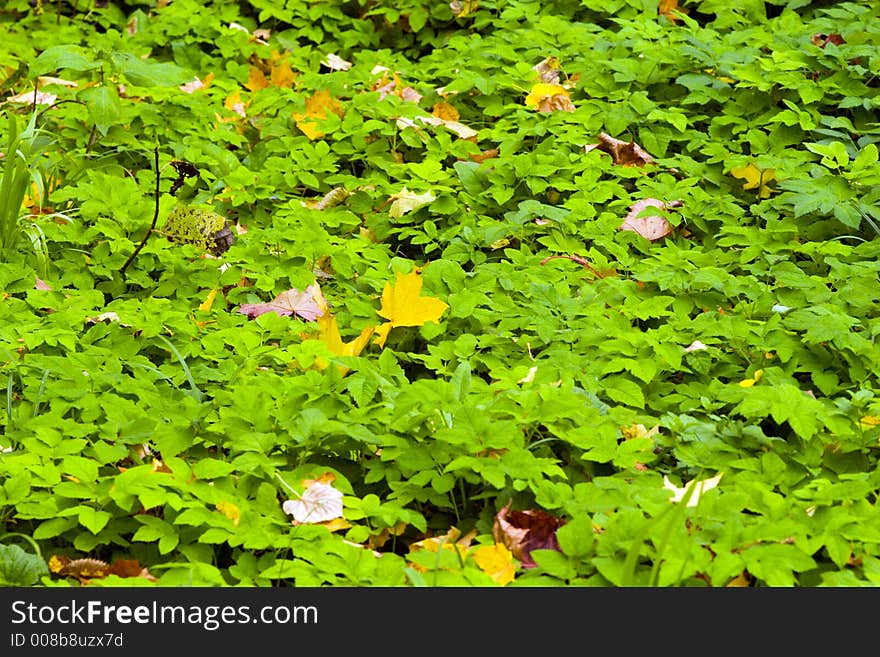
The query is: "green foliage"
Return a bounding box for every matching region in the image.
[1,0,880,587]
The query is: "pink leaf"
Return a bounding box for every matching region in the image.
[620,198,681,242]
[34,278,53,291]
[238,283,325,321]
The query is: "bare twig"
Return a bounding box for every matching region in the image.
[119,147,160,277]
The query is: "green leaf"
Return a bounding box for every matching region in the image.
[78,85,121,134]
[0,544,48,586]
[77,506,112,534]
[556,516,594,558]
[31,45,101,76]
[111,52,189,86]
[603,376,645,409]
[531,549,575,580]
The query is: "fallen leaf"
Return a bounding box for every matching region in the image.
[621,423,660,441]
[532,56,562,85]
[450,0,479,17]
[586,132,655,166]
[86,312,123,324]
[664,473,723,507]
[730,163,776,199]
[293,89,344,140]
[215,501,241,527]
[238,283,325,321]
[524,83,574,112]
[245,66,269,91]
[659,0,687,22]
[492,502,565,568]
[321,53,352,71]
[471,543,517,585]
[179,73,213,93]
[223,90,248,118]
[198,288,218,313]
[725,571,752,587]
[282,480,344,524]
[314,314,375,374]
[388,186,436,218]
[5,90,57,105]
[372,69,422,103]
[811,33,845,48]
[619,198,679,241]
[410,527,476,555]
[684,339,708,352]
[739,369,763,387]
[34,277,53,291]
[432,102,460,121]
[270,58,297,88]
[373,271,449,347]
[303,186,352,210]
[37,76,78,88]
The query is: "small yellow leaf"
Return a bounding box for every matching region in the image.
[377,271,449,329]
[739,369,764,387]
[198,288,218,312]
[216,501,241,527]
[730,163,776,199]
[293,90,344,140]
[859,415,880,428]
[471,543,516,585]
[524,83,574,112]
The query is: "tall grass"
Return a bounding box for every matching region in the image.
[0,110,69,277]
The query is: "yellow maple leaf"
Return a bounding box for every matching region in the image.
[314,314,375,374]
[524,83,574,112]
[215,501,241,527]
[373,271,449,347]
[730,163,777,199]
[293,90,344,140]
[471,543,516,585]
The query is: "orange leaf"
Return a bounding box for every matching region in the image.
[659,0,687,22]
[293,90,344,140]
[270,59,297,88]
[245,67,268,91]
[432,101,460,122]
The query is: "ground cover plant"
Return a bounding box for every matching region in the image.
[1,0,879,587]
